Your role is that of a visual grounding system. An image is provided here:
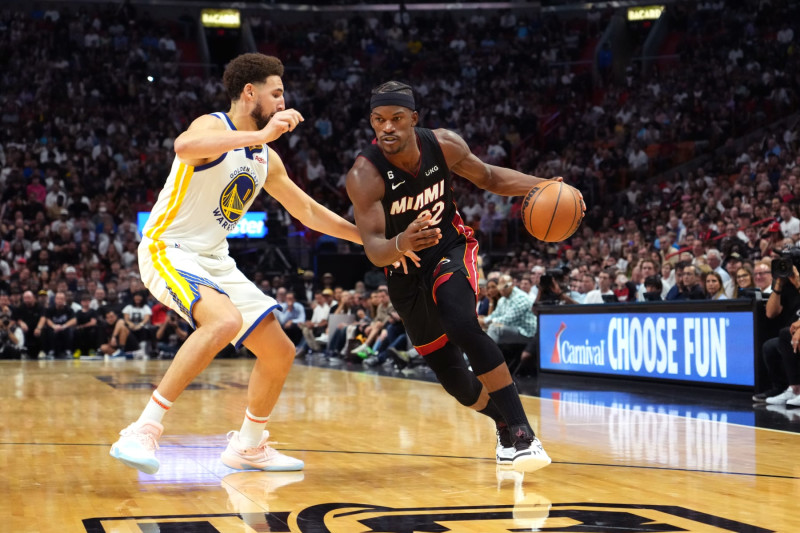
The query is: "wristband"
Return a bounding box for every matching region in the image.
[773,290,782,295]
[395,234,406,253]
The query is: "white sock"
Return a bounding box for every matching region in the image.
[239,409,269,447]
[138,390,172,425]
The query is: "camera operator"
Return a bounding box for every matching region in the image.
[535,271,578,306]
[155,310,189,359]
[641,276,663,301]
[753,253,800,403]
[0,313,23,359]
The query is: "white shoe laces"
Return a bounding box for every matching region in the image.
[228,430,280,458]
[121,424,160,451]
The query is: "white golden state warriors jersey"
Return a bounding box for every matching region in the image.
[142,112,269,255]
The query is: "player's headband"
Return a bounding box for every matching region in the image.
[370,92,415,111]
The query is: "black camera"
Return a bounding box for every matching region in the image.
[1,318,10,327]
[771,248,800,278]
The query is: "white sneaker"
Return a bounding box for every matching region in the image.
[765,387,799,405]
[109,420,163,474]
[495,426,514,466]
[786,394,800,407]
[350,343,374,359]
[512,436,552,473]
[221,430,304,471]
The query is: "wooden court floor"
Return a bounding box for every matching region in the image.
[1,358,798,532]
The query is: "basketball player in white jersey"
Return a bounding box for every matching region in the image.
[110,54,366,474]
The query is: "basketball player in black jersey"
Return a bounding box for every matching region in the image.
[346,81,583,473]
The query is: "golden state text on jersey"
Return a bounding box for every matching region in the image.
[142,112,269,256]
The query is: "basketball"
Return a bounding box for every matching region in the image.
[521,181,583,242]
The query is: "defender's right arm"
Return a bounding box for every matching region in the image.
[173,110,303,165]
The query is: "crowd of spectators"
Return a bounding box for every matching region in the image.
[0,2,799,375]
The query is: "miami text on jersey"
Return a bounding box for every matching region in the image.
[390,179,445,215]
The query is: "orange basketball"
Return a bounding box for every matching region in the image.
[521,182,583,242]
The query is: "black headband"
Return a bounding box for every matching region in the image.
[370,92,415,111]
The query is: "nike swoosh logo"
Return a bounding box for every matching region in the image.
[391,181,406,190]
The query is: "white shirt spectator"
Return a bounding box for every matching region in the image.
[583,288,615,304]
[309,302,330,326]
[122,302,152,326]
[628,148,649,171]
[780,215,800,240]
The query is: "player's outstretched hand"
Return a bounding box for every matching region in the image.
[262,109,304,143]
[392,250,421,274]
[397,212,442,253]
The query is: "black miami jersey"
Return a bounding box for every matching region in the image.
[357,127,471,271]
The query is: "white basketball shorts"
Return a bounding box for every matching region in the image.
[138,237,278,348]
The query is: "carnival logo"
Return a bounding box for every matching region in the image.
[550,322,567,364]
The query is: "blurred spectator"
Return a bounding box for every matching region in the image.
[13,290,45,357]
[0,310,23,359]
[122,292,152,356]
[704,271,728,300]
[642,276,663,302]
[43,291,76,358]
[666,264,705,300]
[481,275,536,345]
[583,269,616,303]
[276,291,305,347]
[298,291,331,356]
[779,204,800,242]
[734,266,756,298]
[73,292,98,357]
[753,260,773,295]
[155,310,189,359]
[97,308,130,357]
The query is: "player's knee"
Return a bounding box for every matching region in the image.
[439,375,480,407]
[275,335,295,363]
[212,313,243,341]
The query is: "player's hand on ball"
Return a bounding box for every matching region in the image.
[398,212,442,252]
[551,176,586,215]
[262,109,304,142]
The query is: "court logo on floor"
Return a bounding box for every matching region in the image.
[83,502,774,532]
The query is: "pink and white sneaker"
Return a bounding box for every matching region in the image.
[220,430,304,471]
[109,420,163,474]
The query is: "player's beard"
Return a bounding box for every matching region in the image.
[251,101,274,130]
[379,134,408,155]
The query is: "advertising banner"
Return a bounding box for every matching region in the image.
[137,211,268,239]
[539,309,755,386]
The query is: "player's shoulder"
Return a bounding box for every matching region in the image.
[347,154,381,181]
[187,113,228,132]
[432,128,469,158]
[431,128,467,149]
[345,154,384,199]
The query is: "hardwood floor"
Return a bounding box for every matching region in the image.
[1,358,796,532]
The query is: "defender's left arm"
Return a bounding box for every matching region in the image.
[264,149,363,245]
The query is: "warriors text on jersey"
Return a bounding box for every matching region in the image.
[357,127,472,269]
[142,112,269,256]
